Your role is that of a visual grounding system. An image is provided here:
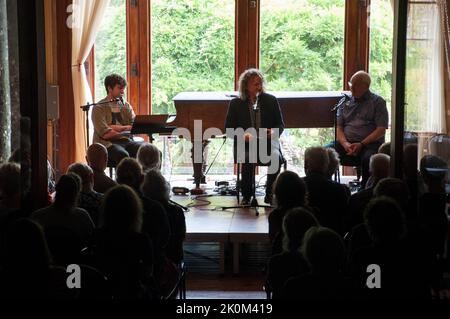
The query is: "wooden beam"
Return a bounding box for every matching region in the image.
[127,0,150,115]
[138,0,150,116]
[56,0,75,173]
[391,0,408,178]
[235,0,260,88]
[344,0,370,89]
[18,0,48,209]
[126,0,139,114]
[44,0,57,167]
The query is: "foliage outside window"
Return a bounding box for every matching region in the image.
[94,0,127,101]
[369,0,393,143]
[260,0,345,175]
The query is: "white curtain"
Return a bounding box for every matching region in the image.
[71,0,110,163]
[427,2,446,134]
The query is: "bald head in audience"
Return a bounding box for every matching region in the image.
[86,143,108,172]
[304,147,329,175]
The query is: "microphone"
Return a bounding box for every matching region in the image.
[331,93,351,112]
[115,97,124,106]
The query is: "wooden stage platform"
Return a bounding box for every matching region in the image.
[173,194,273,274]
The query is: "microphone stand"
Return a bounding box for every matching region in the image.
[80,98,122,150]
[331,93,350,182]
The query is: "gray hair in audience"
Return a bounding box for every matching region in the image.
[101,185,143,233]
[378,142,391,156]
[304,147,329,175]
[282,207,319,253]
[237,68,266,101]
[137,143,162,173]
[364,196,406,243]
[369,153,390,181]
[301,226,345,273]
[67,163,93,187]
[325,147,340,179]
[116,158,143,190]
[141,169,170,203]
[0,162,20,198]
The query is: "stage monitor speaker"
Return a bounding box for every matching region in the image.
[46,84,59,120]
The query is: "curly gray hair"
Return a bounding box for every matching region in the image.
[237,68,266,101]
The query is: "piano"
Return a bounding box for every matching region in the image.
[131,91,345,187]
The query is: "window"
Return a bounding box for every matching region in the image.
[94,0,127,101]
[369,0,394,143]
[150,0,236,175]
[151,0,235,115]
[260,0,345,175]
[404,0,448,172]
[260,0,345,91]
[405,0,445,134]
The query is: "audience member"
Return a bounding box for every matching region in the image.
[67,163,103,226]
[283,226,349,299]
[31,174,95,247]
[303,147,348,235]
[347,153,390,230]
[0,219,72,299]
[268,170,308,255]
[142,169,186,264]
[93,185,155,299]
[266,208,318,299]
[86,143,117,194]
[349,197,431,299]
[137,143,162,173]
[116,158,170,281]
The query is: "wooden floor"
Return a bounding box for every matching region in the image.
[173,191,272,275]
[185,274,267,299]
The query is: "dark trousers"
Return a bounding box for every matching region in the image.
[241,160,281,200]
[328,141,381,189]
[107,140,142,165]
